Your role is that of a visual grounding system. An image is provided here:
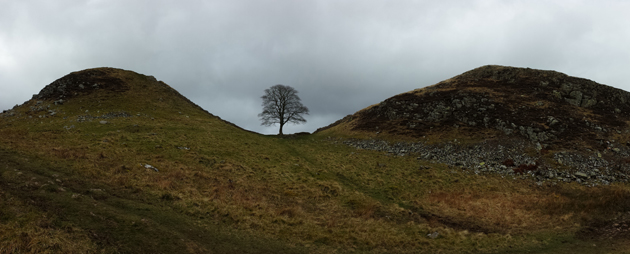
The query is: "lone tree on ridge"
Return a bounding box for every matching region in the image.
[258,84,309,135]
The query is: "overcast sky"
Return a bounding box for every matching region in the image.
[1,0,629,134]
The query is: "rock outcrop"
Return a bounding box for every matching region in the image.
[36,68,130,100]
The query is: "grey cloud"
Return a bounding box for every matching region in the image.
[2,0,630,134]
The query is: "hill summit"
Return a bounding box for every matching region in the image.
[321,65,630,150]
[31,67,213,116]
[1,67,254,131]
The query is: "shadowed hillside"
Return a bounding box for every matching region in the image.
[319,65,630,147]
[1,67,630,253]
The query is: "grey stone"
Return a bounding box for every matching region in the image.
[552,90,562,99]
[564,90,583,106]
[575,172,589,178]
[142,163,159,172]
[561,83,573,92]
[581,99,596,108]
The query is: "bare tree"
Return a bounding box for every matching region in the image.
[258,84,309,135]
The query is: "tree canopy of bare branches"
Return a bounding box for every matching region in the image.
[258,84,309,135]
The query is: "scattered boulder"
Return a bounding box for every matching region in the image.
[76,111,131,122]
[575,172,589,179]
[141,163,159,172]
[342,138,629,186]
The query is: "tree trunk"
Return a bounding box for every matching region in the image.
[278,123,284,136]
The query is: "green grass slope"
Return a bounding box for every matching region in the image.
[1,68,630,253]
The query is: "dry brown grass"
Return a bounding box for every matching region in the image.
[3,68,630,253]
[426,191,561,233]
[0,191,97,254]
[4,116,629,252]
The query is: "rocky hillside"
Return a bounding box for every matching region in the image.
[321,65,630,147]
[318,65,630,185]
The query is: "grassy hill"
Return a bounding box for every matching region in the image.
[1,67,630,253]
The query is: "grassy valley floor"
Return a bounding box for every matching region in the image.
[1,117,630,253]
